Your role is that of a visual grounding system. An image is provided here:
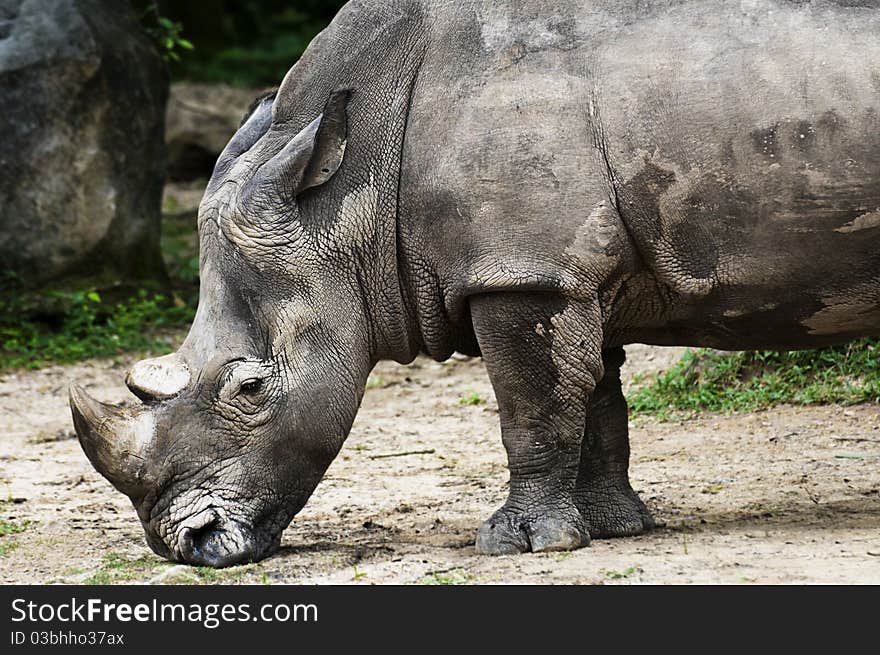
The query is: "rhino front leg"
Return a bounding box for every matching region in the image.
[574,347,655,537]
[470,292,602,555]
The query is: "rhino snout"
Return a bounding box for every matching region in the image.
[166,510,279,568]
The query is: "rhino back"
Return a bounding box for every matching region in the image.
[595,0,880,346]
[401,0,880,350]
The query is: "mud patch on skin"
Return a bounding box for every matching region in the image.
[565,201,625,276]
[791,120,816,153]
[751,123,780,162]
[835,211,880,233]
[618,160,725,296]
[804,297,880,336]
[617,159,676,249]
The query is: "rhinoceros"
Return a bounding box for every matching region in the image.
[70,0,880,566]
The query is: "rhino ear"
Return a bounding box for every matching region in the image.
[296,89,352,195]
[257,89,352,198]
[262,89,352,199]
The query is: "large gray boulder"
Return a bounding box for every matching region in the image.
[0,0,168,287]
[165,83,260,182]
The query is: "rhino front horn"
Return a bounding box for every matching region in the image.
[69,384,155,498]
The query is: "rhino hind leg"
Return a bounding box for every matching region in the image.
[574,347,655,537]
[470,292,603,555]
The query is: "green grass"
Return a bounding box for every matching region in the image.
[0,519,31,536]
[1,214,199,372]
[0,519,31,558]
[602,566,641,580]
[81,559,261,585]
[457,392,483,406]
[420,568,471,585]
[195,562,265,585]
[629,340,880,419]
[83,571,114,585]
[83,552,166,585]
[0,542,20,556]
[0,287,195,371]
[194,566,222,583]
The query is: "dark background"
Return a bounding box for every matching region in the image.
[137,0,347,87]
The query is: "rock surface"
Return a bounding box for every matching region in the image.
[165,83,260,181]
[0,0,168,286]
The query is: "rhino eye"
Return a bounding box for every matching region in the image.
[240,378,264,395]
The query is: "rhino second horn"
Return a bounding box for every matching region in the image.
[69,384,155,498]
[125,353,190,402]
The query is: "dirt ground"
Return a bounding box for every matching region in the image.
[1,341,878,585]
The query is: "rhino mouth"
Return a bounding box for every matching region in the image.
[147,508,283,568]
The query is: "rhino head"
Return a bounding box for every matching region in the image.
[70,87,407,567]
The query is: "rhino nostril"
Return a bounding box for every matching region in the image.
[178,512,221,563]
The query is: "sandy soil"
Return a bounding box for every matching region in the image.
[1,341,878,585]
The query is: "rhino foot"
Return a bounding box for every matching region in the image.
[575,482,655,538]
[474,505,590,555]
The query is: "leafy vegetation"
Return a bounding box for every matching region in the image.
[0,283,194,371]
[1,211,199,372]
[629,340,880,419]
[160,212,201,304]
[141,3,194,62]
[149,0,347,87]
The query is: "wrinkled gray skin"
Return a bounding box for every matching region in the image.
[71,0,880,566]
